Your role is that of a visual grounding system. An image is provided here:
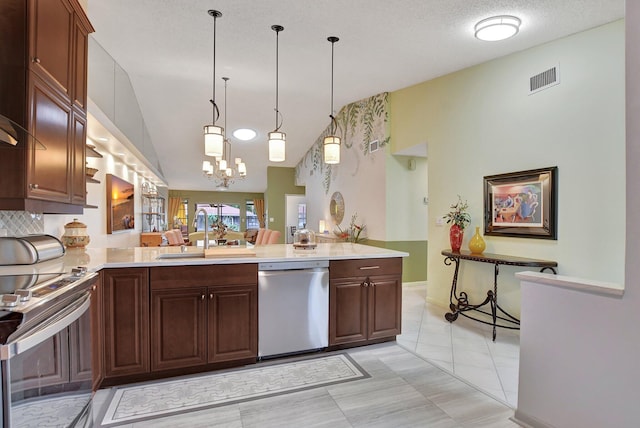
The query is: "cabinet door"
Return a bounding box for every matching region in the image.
[72,14,88,109]
[10,330,69,392]
[69,306,92,383]
[151,288,207,371]
[28,0,73,100]
[27,75,72,203]
[71,109,86,205]
[90,276,103,391]
[102,268,150,378]
[208,284,257,363]
[329,279,368,345]
[367,275,402,340]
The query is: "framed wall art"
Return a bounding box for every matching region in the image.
[484,166,557,239]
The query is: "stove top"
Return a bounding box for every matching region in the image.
[0,267,97,345]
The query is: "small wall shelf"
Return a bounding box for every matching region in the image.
[86,145,103,158]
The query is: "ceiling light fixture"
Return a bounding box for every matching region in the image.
[233,128,257,141]
[474,15,521,41]
[268,25,285,162]
[323,36,340,165]
[203,77,247,188]
[203,10,224,158]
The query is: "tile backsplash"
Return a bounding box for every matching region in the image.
[0,211,44,236]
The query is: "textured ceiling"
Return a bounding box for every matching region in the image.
[87,0,624,192]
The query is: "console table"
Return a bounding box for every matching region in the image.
[441,249,557,340]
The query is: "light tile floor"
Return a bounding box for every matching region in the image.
[397,282,520,408]
[94,343,518,427]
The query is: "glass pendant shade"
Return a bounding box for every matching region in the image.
[268,131,286,162]
[218,158,227,171]
[238,162,247,176]
[202,160,211,172]
[207,163,214,175]
[225,167,232,177]
[204,125,224,157]
[323,135,341,164]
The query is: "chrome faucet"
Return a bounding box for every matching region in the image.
[196,207,210,249]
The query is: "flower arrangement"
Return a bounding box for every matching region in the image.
[211,219,228,239]
[335,213,366,243]
[444,195,471,230]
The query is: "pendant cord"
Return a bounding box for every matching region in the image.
[328,36,339,135]
[272,25,284,132]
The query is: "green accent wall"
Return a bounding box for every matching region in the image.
[365,240,427,283]
[168,189,264,234]
[265,167,305,243]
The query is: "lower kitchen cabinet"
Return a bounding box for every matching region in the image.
[208,284,257,363]
[101,268,150,380]
[151,287,207,371]
[150,264,258,372]
[329,258,402,347]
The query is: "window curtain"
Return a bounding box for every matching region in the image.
[254,198,265,228]
[168,197,182,228]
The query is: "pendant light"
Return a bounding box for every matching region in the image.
[268,25,285,162]
[203,10,224,158]
[324,36,340,164]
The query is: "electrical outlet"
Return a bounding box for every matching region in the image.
[436,218,445,227]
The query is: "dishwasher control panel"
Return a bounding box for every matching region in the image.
[258,260,329,271]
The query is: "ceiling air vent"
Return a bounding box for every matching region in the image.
[529,65,559,95]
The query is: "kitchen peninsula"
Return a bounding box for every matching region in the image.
[1,243,407,388]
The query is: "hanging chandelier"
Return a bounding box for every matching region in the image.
[268,24,286,162]
[323,36,340,164]
[203,9,224,158]
[202,77,247,188]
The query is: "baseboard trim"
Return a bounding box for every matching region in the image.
[512,409,555,428]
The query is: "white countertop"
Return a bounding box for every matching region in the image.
[0,243,409,276]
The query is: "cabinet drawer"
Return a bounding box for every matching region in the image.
[151,264,258,290]
[329,258,402,279]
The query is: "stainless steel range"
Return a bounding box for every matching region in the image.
[0,246,97,427]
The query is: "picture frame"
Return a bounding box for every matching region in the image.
[483,167,557,239]
[106,174,136,234]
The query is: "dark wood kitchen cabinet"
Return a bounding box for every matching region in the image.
[0,0,93,213]
[329,258,402,347]
[150,265,258,372]
[101,268,150,380]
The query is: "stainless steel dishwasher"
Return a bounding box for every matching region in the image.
[258,260,329,358]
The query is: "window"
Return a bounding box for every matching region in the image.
[246,200,259,229]
[194,203,241,232]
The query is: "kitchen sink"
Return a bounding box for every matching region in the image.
[156,248,205,259]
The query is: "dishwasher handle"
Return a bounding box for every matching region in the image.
[258,260,329,271]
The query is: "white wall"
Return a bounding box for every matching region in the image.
[43,149,167,249]
[514,9,639,427]
[385,155,428,241]
[392,21,625,316]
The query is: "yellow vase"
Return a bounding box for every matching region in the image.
[468,226,486,254]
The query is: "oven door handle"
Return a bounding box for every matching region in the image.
[0,292,91,360]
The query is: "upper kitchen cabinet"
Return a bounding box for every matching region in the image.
[0,0,94,214]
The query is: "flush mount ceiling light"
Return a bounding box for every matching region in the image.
[203,10,224,158]
[323,36,340,165]
[474,15,521,41]
[268,25,286,162]
[233,128,257,141]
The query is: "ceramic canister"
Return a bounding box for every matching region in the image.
[62,218,90,248]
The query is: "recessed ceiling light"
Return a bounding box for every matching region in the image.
[233,128,257,141]
[474,15,521,41]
